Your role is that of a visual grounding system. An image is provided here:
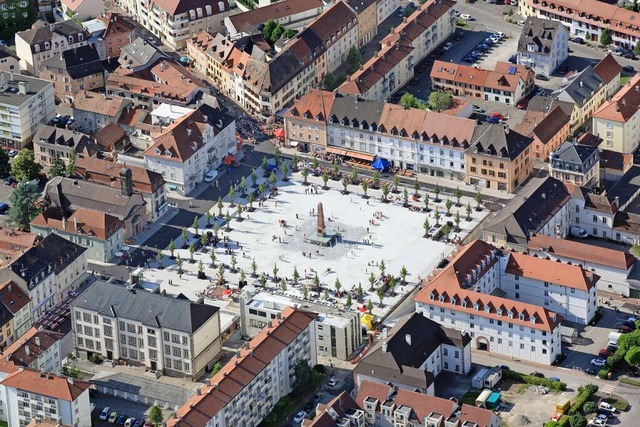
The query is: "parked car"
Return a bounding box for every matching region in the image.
[454,31,464,41]
[591,358,607,367]
[534,87,545,96]
[117,414,128,425]
[293,411,307,423]
[491,112,507,119]
[486,116,501,123]
[328,377,339,387]
[599,402,615,412]
[476,43,490,52]
[133,420,143,427]
[204,170,219,183]
[108,411,119,423]
[549,377,560,381]
[443,42,453,51]
[7,149,17,157]
[124,418,137,427]
[571,37,585,44]
[530,371,545,378]
[100,407,112,421]
[622,65,635,73]
[0,203,8,214]
[570,226,588,238]
[598,348,615,357]
[517,20,526,26]
[472,105,486,113]
[589,419,606,427]
[535,73,549,81]
[496,365,510,371]
[3,176,16,186]
[619,324,634,333]
[460,14,473,20]
[516,98,530,109]
[624,52,637,60]
[303,402,314,412]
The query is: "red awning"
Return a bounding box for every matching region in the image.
[358,306,368,313]
[223,289,232,295]
[274,128,285,138]
[223,155,235,165]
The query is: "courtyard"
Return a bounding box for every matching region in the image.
[139,161,490,320]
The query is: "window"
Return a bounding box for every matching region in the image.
[443,348,448,356]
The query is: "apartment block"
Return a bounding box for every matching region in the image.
[593,74,640,154]
[0,72,55,149]
[168,307,317,427]
[39,45,104,103]
[72,90,131,134]
[0,327,64,376]
[517,17,568,75]
[71,281,222,379]
[0,234,87,322]
[239,285,363,360]
[224,0,325,36]
[354,313,471,395]
[0,281,32,347]
[548,142,600,188]
[32,125,97,170]
[414,241,564,364]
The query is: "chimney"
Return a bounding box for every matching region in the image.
[35,336,40,347]
[615,196,620,208]
[405,334,411,346]
[382,341,388,352]
[73,217,78,230]
[62,215,66,230]
[25,345,30,357]
[383,328,388,338]
[67,377,73,385]
[119,167,133,197]
[7,283,11,293]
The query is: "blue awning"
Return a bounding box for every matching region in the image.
[372,158,390,171]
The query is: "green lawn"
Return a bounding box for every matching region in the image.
[603,396,629,412]
[0,421,8,427]
[621,75,632,86]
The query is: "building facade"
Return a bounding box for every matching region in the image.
[0,281,31,348]
[72,281,222,379]
[593,74,640,154]
[32,125,96,170]
[517,17,568,75]
[548,142,600,188]
[72,90,130,134]
[39,45,104,103]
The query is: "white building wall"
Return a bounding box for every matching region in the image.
[571,199,615,239]
[377,0,400,25]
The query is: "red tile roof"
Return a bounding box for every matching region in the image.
[593,73,640,122]
[527,234,635,270]
[302,391,359,427]
[285,90,335,123]
[75,157,165,195]
[395,388,457,420]
[0,327,64,374]
[0,280,30,315]
[169,307,317,426]
[414,241,563,332]
[593,54,622,85]
[506,252,599,291]
[459,403,497,427]
[144,109,209,163]
[1,368,90,401]
[355,381,393,410]
[31,207,123,241]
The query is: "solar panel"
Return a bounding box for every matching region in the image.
[508,66,517,75]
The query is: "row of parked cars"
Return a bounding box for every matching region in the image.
[590,316,636,369]
[51,113,76,129]
[98,407,152,427]
[463,32,505,64]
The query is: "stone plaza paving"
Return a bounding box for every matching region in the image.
[140,164,490,318]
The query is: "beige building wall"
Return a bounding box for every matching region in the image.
[466,147,533,192]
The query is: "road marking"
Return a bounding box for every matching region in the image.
[600,383,615,395]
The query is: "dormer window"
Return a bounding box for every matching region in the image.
[429,292,435,301]
[165,150,172,157]
[78,33,84,41]
[530,316,537,324]
[519,313,525,321]
[44,41,50,50]
[508,310,514,319]
[484,305,490,313]
[438,295,445,303]
[68,36,74,44]
[450,297,457,306]
[461,300,467,308]
[496,308,503,316]
[473,303,479,311]
[155,147,161,155]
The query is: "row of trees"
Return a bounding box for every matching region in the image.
[262,20,298,45]
[400,91,453,112]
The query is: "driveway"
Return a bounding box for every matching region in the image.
[92,394,171,426]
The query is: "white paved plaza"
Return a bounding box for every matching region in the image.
[143,166,489,318]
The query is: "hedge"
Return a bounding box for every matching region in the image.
[568,384,598,416]
[620,377,640,387]
[598,367,612,379]
[502,369,567,391]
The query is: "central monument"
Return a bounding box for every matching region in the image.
[305,202,338,246]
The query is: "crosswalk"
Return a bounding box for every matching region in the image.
[600,383,615,395]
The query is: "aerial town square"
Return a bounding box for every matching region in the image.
[4,0,640,426]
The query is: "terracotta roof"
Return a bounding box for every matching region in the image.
[73,90,127,117]
[100,13,136,36]
[593,73,640,122]
[0,280,30,315]
[614,211,640,234]
[459,403,497,427]
[395,388,458,420]
[382,0,455,46]
[303,391,359,427]
[93,122,127,149]
[0,228,38,260]
[0,327,63,374]
[150,0,228,18]
[506,252,599,291]
[432,61,532,93]
[415,241,563,331]
[355,381,393,409]
[169,307,317,426]
[75,157,165,194]
[1,368,90,401]
[593,53,622,85]
[600,149,633,172]
[585,193,616,214]
[31,207,123,241]
[227,0,323,31]
[531,106,570,144]
[285,89,335,123]
[27,421,72,427]
[528,234,636,270]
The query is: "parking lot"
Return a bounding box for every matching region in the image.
[93,394,171,427]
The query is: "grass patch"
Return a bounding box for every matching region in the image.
[620,377,640,387]
[456,20,468,28]
[460,390,481,406]
[516,383,531,394]
[603,396,629,412]
[502,369,567,391]
[0,421,8,427]
[621,75,632,86]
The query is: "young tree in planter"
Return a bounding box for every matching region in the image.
[382,182,390,202]
[209,250,216,268]
[466,202,473,221]
[274,146,281,163]
[247,193,255,211]
[312,156,319,169]
[258,183,266,196]
[357,283,364,301]
[240,176,247,196]
[228,187,236,207]
[198,260,205,279]
[192,215,200,236]
[231,255,238,272]
[376,288,384,307]
[189,243,196,262]
[313,273,320,287]
[237,204,243,221]
[213,221,220,239]
[445,198,452,216]
[205,210,212,227]
[292,153,300,171]
[400,265,408,284]
[361,180,368,198]
[225,210,231,231]
[413,177,420,197]
[293,266,300,285]
[269,171,278,188]
[424,195,430,211]
[334,278,342,297]
[454,211,461,231]
[434,210,441,226]
[251,258,258,277]
[282,162,289,180]
[168,240,176,258]
[368,272,376,291]
[346,293,352,307]
[324,289,329,301]
[321,171,329,189]
[392,175,400,193]
[442,223,451,241]
[239,269,246,283]
[367,300,374,314]
[423,216,430,237]
[217,196,224,217]
[259,273,267,287]
[149,405,163,427]
[372,170,380,188]
[156,252,164,269]
[262,155,268,172]
[403,187,409,206]
[251,168,258,186]
[281,279,288,291]
[303,285,309,299]
[433,183,441,202]
[200,233,208,248]
[389,276,397,296]
[181,227,188,247]
[217,264,225,284]
[302,168,309,185]
[176,254,184,275]
[341,176,349,194]
[379,259,386,276]
[455,187,463,207]
[475,191,483,211]
[332,164,339,178]
[272,263,279,282]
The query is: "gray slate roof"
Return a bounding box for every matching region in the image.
[73,282,219,333]
[0,72,52,107]
[470,124,532,160]
[90,372,193,407]
[10,233,86,287]
[483,176,571,247]
[17,20,87,45]
[553,66,603,107]
[354,313,470,389]
[42,45,103,79]
[518,17,565,57]
[120,37,168,69]
[329,95,385,127]
[550,142,599,174]
[606,165,640,209]
[527,95,574,117]
[34,124,96,153]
